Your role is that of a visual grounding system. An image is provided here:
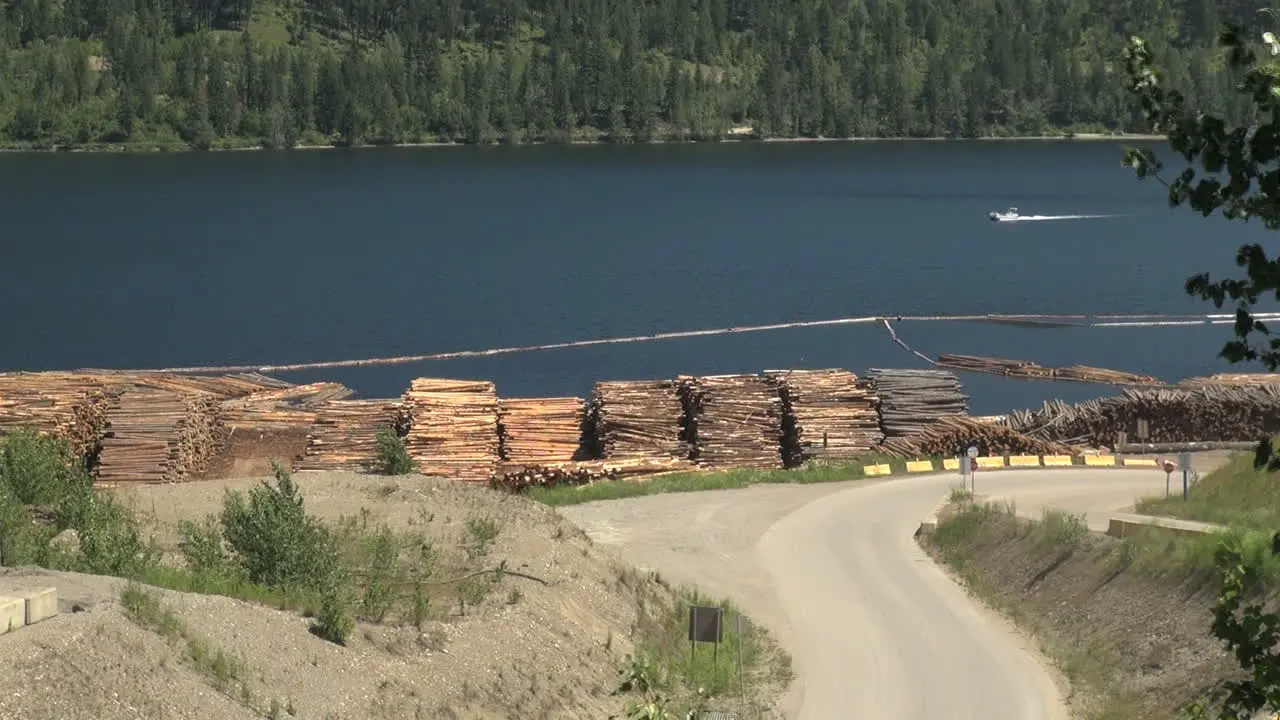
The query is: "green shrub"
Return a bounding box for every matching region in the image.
[0,426,83,506]
[179,515,235,578]
[311,587,354,645]
[373,429,416,476]
[219,462,338,591]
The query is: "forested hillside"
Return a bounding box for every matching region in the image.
[0,0,1265,149]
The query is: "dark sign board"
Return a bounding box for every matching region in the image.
[688,605,724,644]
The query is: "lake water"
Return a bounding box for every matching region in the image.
[1,140,1271,415]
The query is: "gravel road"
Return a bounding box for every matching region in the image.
[561,467,1190,720]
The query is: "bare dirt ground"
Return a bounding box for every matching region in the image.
[0,471,686,720]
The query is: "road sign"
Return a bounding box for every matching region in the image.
[967,446,979,458]
[1162,461,1175,474]
[1178,453,1192,472]
[1136,419,1150,441]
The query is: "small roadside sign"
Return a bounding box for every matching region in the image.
[967,446,979,458]
[1178,453,1192,472]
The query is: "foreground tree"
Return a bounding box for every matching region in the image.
[1124,23,1280,719]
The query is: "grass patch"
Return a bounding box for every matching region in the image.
[619,583,793,718]
[120,583,261,709]
[528,453,947,506]
[1136,451,1280,530]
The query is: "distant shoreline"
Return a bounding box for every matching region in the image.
[0,132,1167,155]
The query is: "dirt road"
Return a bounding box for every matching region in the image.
[561,467,1191,719]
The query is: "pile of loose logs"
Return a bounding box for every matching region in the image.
[867,368,969,438]
[497,397,586,465]
[678,374,784,469]
[401,378,501,482]
[95,387,227,484]
[880,415,1081,458]
[296,399,408,473]
[936,354,1163,386]
[491,457,695,492]
[765,368,883,466]
[588,379,692,462]
[1002,385,1280,446]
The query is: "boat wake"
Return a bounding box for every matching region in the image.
[988,207,1118,223]
[998,213,1117,222]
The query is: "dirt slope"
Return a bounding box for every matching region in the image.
[0,472,678,720]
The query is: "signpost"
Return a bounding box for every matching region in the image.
[1178,453,1193,501]
[967,446,979,493]
[1162,460,1175,497]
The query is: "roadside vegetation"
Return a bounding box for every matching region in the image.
[527,453,947,506]
[1136,450,1280,531]
[928,485,1280,719]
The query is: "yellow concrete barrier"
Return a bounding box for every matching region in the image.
[1122,457,1159,467]
[906,460,936,473]
[1084,455,1116,466]
[863,463,892,477]
[942,458,960,471]
[976,456,1006,469]
[1008,455,1041,467]
[1042,455,1073,467]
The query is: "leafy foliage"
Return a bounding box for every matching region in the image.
[219,460,340,591]
[1124,24,1280,372]
[373,428,415,476]
[0,426,157,574]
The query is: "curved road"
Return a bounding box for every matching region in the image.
[560,467,1194,720]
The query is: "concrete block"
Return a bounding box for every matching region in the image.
[975,456,1006,469]
[1122,457,1159,467]
[863,463,892,477]
[0,596,25,634]
[1084,455,1116,467]
[1042,455,1073,467]
[942,458,960,471]
[19,587,57,625]
[906,460,935,473]
[1008,455,1041,467]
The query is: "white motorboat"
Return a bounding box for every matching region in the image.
[988,207,1020,222]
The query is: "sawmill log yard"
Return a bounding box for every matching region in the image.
[0,366,1276,719]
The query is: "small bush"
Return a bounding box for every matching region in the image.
[463,514,500,560]
[220,462,339,591]
[179,515,235,577]
[0,426,82,506]
[311,587,354,645]
[373,429,416,476]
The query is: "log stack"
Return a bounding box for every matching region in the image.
[94,387,226,484]
[589,380,692,463]
[296,399,407,473]
[880,415,1080,458]
[492,457,695,493]
[936,354,1163,386]
[1179,373,1280,388]
[1002,385,1280,446]
[867,369,969,438]
[0,372,121,457]
[678,374,784,469]
[764,369,883,466]
[402,378,500,482]
[220,382,353,434]
[497,397,586,465]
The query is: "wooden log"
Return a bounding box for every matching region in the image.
[678,374,784,470]
[764,368,884,467]
[867,368,969,439]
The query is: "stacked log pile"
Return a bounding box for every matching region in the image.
[1179,373,1280,388]
[764,369,883,466]
[881,415,1079,458]
[0,373,118,457]
[497,397,586,465]
[936,354,1164,386]
[867,369,969,438]
[1002,385,1280,446]
[0,371,294,458]
[678,374,784,469]
[296,399,407,473]
[95,388,226,484]
[589,380,692,463]
[220,382,353,434]
[402,378,500,482]
[492,457,692,492]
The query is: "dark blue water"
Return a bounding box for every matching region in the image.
[0,141,1269,414]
